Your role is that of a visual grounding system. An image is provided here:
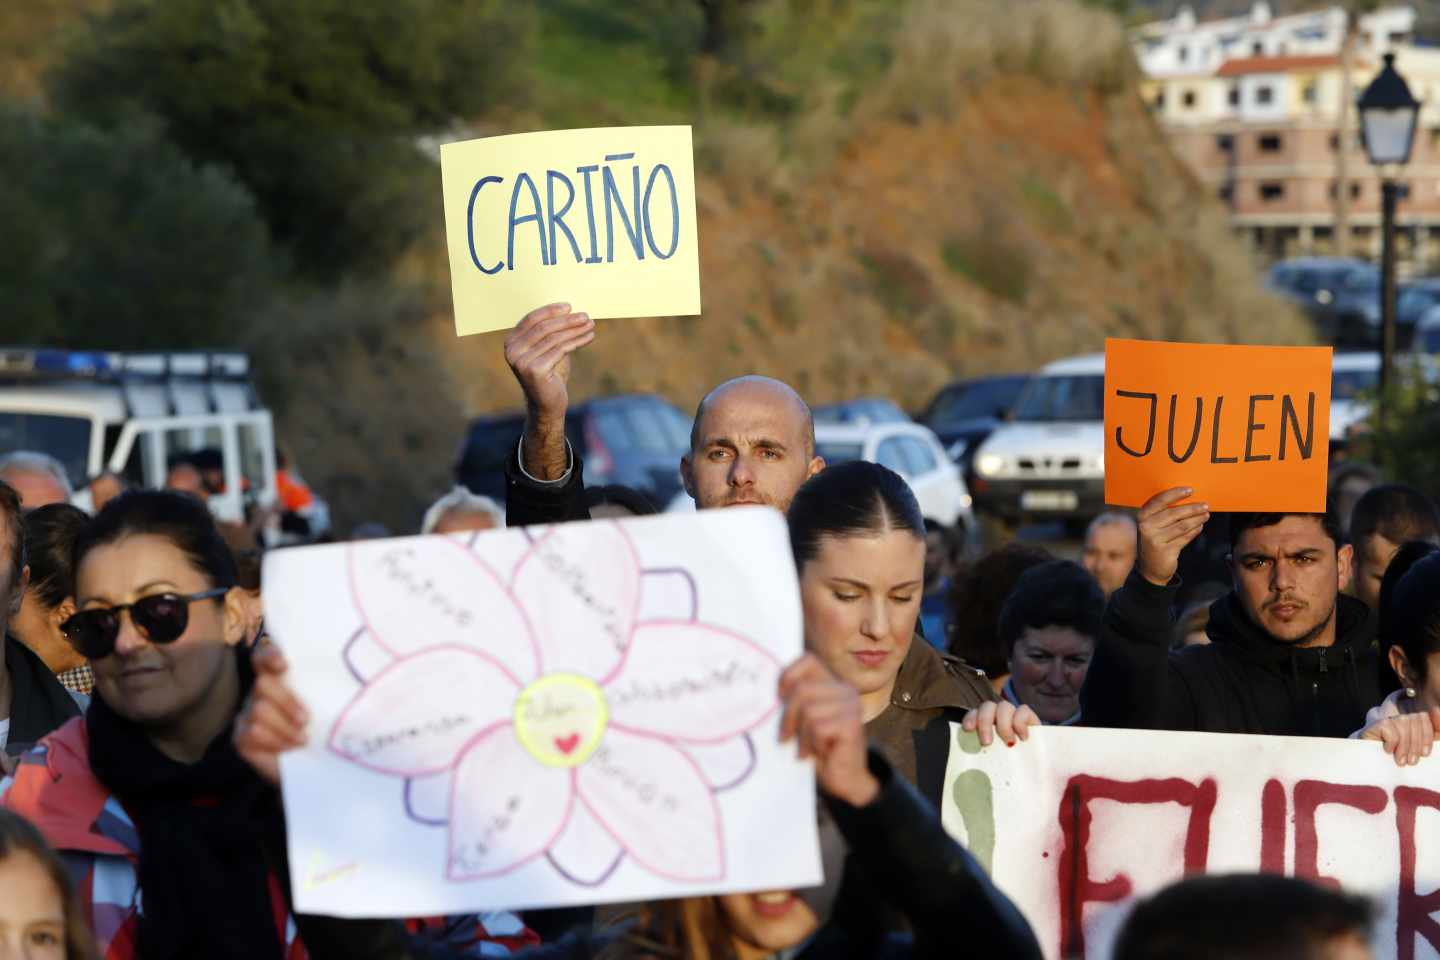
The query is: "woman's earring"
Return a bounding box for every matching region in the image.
[1406,687,1418,699]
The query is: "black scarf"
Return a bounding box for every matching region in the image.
[87,649,286,960]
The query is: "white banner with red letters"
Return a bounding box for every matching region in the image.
[942,725,1440,960]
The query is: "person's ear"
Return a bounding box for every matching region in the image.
[1390,645,1416,690]
[680,455,696,499]
[221,587,248,648]
[807,455,826,480]
[48,596,76,633]
[1336,543,1355,593]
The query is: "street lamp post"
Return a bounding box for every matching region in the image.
[1358,52,1420,441]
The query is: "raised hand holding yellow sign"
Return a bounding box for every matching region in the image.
[440,126,702,336]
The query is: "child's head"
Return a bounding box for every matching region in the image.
[0,809,95,960]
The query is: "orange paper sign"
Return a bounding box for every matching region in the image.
[1103,339,1333,512]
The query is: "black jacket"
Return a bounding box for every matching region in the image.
[281,752,1041,960]
[4,634,82,756]
[505,444,589,528]
[1081,570,1381,737]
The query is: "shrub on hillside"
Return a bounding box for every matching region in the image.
[52,0,535,278]
[0,102,278,348]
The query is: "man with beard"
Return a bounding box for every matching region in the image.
[501,303,824,525]
[1080,487,1379,737]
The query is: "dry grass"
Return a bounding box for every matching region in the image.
[862,0,1136,124]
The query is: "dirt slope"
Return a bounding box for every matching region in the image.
[435,73,1308,424]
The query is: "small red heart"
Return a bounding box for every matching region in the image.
[555,734,581,755]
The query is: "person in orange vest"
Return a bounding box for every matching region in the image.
[274,452,313,513]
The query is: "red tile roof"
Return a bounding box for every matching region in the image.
[1215,55,1362,77]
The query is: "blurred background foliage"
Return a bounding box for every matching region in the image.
[3,0,1370,530]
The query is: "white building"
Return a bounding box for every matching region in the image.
[1131,3,1440,265]
[1133,2,1415,80]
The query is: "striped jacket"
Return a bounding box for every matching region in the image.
[1,717,538,959]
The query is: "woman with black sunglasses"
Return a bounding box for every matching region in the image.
[1,490,290,960]
[2,490,535,960]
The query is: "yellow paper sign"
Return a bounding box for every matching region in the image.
[440,126,702,336]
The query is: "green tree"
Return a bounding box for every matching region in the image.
[52,0,534,278]
[0,103,278,348]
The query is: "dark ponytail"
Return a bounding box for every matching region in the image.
[1384,546,1440,683]
[787,461,924,568]
[22,503,90,610]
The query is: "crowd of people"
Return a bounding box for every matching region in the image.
[0,303,1434,957]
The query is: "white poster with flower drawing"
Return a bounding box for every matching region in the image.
[265,507,821,917]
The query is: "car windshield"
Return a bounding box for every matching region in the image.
[592,400,692,455]
[1012,374,1105,422]
[1333,368,1379,400]
[928,377,1028,423]
[0,412,91,487]
[1400,287,1440,317]
[815,441,865,464]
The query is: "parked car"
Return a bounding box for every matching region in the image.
[1396,278,1440,347]
[812,396,910,425]
[1330,351,1380,444]
[919,374,1031,469]
[1267,257,1380,345]
[1419,307,1440,354]
[457,394,693,507]
[968,354,1106,527]
[813,421,973,531]
[1329,350,1440,446]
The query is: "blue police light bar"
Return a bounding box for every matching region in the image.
[0,349,117,378]
[41,350,115,376]
[0,348,251,381]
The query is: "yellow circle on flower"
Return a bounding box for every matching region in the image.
[512,673,609,768]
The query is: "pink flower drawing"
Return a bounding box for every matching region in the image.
[328,522,781,885]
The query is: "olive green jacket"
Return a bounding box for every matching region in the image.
[865,638,997,789]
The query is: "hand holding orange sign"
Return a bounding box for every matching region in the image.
[1103,339,1333,512]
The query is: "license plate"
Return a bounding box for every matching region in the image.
[1021,490,1079,511]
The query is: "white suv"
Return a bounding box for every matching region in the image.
[969,353,1106,527]
[813,421,974,532]
[0,349,279,524]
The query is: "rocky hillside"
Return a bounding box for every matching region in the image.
[1,0,1309,533]
[434,0,1309,420]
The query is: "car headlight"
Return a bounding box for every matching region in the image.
[976,453,1005,477]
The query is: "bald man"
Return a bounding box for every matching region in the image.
[1081,512,1139,597]
[0,452,72,509]
[502,304,824,526]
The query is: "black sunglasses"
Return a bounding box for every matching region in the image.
[61,588,230,660]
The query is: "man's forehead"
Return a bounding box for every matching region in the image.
[1092,524,1135,545]
[697,390,808,444]
[1236,517,1333,553]
[2,468,62,491]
